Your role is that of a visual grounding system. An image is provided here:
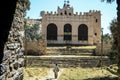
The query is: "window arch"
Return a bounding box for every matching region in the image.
[47,23,57,40]
[64,24,72,40]
[78,24,88,40]
[65,11,67,15]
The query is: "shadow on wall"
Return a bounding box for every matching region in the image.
[0,0,17,63]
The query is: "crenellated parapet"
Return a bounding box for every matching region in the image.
[41,10,101,17]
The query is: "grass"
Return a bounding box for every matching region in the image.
[58,67,118,80]
[23,67,49,80]
[106,64,118,75]
[47,46,96,49]
[72,46,96,49]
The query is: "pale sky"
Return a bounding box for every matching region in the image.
[26,0,117,35]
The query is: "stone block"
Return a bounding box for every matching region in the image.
[0,64,7,75]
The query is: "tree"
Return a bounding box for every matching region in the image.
[25,0,30,11]
[103,33,111,44]
[101,0,120,79]
[25,23,41,40]
[108,19,118,64]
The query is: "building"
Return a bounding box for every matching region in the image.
[41,1,101,46]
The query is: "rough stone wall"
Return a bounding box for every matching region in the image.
[25,39,47,55]
[95,42,112,55]
[0,0,25,80]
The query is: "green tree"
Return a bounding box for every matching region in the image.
[101,0,120,79]
[108,19,118,64]
[25,0,30,11]
[103,33,111,44]
[109,19,118,47]
[25,23,41,40]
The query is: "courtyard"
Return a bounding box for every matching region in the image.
[24,66,118,80]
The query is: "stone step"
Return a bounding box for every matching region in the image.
[46,47,95,55]
[26,55,110,68]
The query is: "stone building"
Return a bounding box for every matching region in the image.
[41,1,101,46]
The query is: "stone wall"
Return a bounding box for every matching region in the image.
[0,0,25,80]
[25,39,47,55]
[95,42,112,56]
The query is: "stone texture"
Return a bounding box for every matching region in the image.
[0,0,26,80]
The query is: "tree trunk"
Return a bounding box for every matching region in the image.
[117,0,120,79]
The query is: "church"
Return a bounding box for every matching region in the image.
[41,1,101,46]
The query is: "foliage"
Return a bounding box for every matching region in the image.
[108,19,118,64]
[103,33,111,44]
[25,0,31,11]
[58,67,117,80]
[24,68,49,80]
[24,0,30,17]
[25,23,42,40]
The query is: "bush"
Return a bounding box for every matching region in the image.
[108,51,117,64]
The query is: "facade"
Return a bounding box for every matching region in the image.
[41,2,101,46]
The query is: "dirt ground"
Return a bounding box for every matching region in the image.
[23,67,118,80]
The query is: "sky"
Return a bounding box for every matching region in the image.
[26,0,117,35]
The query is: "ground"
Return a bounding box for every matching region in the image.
[23,46,118,80]
[23,67,118,80]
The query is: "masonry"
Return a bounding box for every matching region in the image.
[41,1,101,46]
[0,0,26,80]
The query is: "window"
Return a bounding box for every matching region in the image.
[69,13,71,15]
[96,19,98,22]
[47,23,57,40]
[65,11,67,15]
[78,24,88,40]
[95,33,97,36]
[64,24,72,40]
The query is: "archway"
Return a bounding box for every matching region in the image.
[64,24,72,40]
[78,24,88,41]
[47,23,57,40]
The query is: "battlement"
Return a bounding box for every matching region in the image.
[41,10,101,17]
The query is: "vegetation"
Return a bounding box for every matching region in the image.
[103,33,111,44]
[107,19,118,64]
[107,64,118,75]
[25,23,42,40]
[101,0,120,79]
[25,0,30,11]
[58,67,118,80]
[24,67,49,80]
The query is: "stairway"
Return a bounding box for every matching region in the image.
[46,46,96,56]
[26,55,110,68]
[26,46,110,68]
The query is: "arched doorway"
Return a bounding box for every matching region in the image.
[64,24,72,40]
[78,24,88,40]
[47,23,57,40]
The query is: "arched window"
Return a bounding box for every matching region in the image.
[65,11,67,15]
[60,12,63,15]
[78,24,88,40]
[69,13,71,15]
[64,24,72,40]
[47,23,57,40]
